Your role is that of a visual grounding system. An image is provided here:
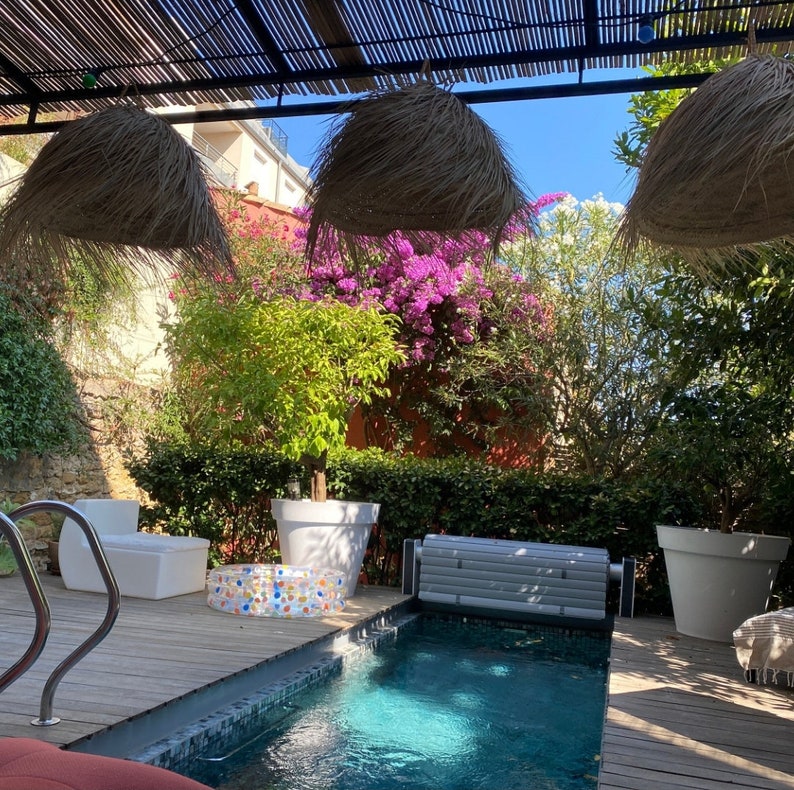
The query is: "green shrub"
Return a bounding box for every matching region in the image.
[127,441,301,566]
[129,442,710,613]
[164,286,404,502]
[0,292,85,459]
[330,449,699,613]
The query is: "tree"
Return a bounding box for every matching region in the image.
[502,194,675,477]
[640,260,794,532]
[164,287,404,502]
[615,58,794,532]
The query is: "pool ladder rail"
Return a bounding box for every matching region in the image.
[0,500,120,726]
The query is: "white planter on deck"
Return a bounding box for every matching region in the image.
[656,524,790,642]
[271,499,379,597]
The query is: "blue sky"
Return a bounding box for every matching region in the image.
[274,76,640,207]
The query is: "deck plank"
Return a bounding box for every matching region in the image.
[599,615,794,789]
[0,571,411,748]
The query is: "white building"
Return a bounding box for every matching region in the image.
[163,103,312,206]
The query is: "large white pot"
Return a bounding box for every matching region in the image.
[271,499,379,597]
[656,524,790,642]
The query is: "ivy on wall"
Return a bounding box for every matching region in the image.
[0,291,86,460]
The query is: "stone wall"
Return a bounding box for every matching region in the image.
[0,377,150,568]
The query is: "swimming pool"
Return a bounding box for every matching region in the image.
[150,614,609,790]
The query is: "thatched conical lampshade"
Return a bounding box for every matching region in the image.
[305,81,527,259]
[619,54,794,273]
[0,104,232,287]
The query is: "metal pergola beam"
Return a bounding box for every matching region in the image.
[0,72,714,136]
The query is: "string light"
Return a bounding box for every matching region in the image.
[81,68,103,88]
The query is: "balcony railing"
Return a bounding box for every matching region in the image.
[261,119,288,156]
[192,132,238,187]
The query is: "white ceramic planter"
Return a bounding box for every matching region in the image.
[271,499,379,597]
[656,524,790,642]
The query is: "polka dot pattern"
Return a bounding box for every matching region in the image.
[207,564,347,617]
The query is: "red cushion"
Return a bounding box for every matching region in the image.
[0,738,212,790]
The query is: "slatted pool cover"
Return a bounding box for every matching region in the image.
[418,534,610,621]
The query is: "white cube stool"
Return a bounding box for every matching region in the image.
[59,499,210,600]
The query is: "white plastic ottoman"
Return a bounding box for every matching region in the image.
[60,499,210,600]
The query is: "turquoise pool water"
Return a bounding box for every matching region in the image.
[188,616,609,790]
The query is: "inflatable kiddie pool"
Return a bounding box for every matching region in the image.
[207,564,347,617]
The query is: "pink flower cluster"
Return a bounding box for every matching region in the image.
[306,237,491,361]
[291,195,562,363]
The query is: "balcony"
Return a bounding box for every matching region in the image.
[191,132,238,188]
[261,119,288,156]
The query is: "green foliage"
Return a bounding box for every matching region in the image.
[127,440,301,566]
[216,192,307,295]
[613,60,733,169]
[128,441,706,613]
[375,260,551,458]
[0,292,86,459]
[0,499,42,576]
[0,498,36,529]
[53,254,141,376]
[638,260,794,533]
[336,442,794,607]
[612,56,794,538]
[502,195,673,476]
[0,500,18,575]
[0,540,14,575]
[164,286,405,499]
[0,131,49,167]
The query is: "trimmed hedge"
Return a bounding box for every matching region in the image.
[127,442,300,567]
[329,450,700,614]
[128,442,794,615]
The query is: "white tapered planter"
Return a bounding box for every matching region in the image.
[656,524,790,642]
[271,499,379,597]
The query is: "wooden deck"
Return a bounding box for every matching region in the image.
[0,570,414,755]
[601,616,794,789]
[1,572,793,787]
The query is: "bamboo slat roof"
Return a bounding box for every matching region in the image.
[1,1,793,132]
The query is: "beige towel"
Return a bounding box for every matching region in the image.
[733,607,794,685]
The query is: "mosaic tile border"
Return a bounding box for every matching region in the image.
[133,612,421,773]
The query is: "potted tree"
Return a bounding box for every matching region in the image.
[653,384,791,642]
[165,289,405,595]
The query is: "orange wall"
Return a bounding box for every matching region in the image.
[239,193,304,240]
[347,405,546,469]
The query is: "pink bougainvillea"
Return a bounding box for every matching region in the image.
[290,194,564,364]
[170,190,566,463]
[174,192,564,368]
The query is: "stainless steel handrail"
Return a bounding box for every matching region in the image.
[6,500,121,726]
[0,512,51,694]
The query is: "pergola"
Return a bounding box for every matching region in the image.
[0,1,793,134]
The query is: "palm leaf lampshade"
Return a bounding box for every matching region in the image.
[305,80,527,259]
[0,104,232,288]
[620,54,794,274]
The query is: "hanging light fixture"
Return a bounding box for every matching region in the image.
[304,80,527,262]
[0,104,233,289]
